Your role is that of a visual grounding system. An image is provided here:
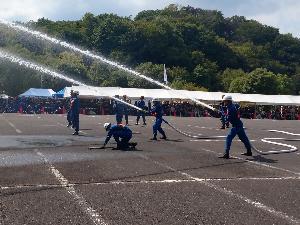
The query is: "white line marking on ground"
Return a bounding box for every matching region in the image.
[190,139,256,142]
[34,149,107,225]
[56,121,89,135]
[269,130,300,136]
[2,117,22,133]
[137,154,300,224]
[1,176,299,190]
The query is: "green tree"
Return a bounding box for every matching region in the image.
[168,66,190,82]
[228,76,249,93]
[276,74,293,95]
[221,68,247,92]
[229,68,281,94]
[192,60,219,91]
[57,52,88,82]
[171,80,207,91]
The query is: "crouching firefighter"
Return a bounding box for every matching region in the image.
[220,95,252,159]
[102,123,136,150]
[150,99,167,140]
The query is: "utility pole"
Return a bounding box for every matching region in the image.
[40,74,43,88]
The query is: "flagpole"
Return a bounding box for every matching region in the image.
[164,64,168,85]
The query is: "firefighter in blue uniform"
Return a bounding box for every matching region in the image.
[66,90,73,127]
[71,91,80,135]
[123,95,129,125]
[102,123,136,150]
[113,95,124,124]
[220,95,252,159]
[136,96,146,125]
[219,95,229,129]
[150,99,167,140]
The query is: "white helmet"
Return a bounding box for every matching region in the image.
[222,95,233,101]
[104,122,111,131]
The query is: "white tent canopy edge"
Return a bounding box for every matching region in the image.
[66,86,300,106]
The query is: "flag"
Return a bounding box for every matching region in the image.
[163,64,168,85]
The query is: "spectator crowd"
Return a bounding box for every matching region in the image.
[1,97,300,120]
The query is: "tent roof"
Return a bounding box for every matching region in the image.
[66,86,300,106]
[19,88,55,98]
[53,87,72,98]
[0,94,9,99]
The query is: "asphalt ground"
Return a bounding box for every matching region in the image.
[0,113,299,225]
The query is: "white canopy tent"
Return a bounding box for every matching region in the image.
[0,94,9,99]
[19,88,55,98]
[66,86,300,106]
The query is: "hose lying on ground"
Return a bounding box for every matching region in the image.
[162,118,223,139]
[162,119,298,155]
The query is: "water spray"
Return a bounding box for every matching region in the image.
[1,21,298,156]
[0,51,85,86]
[1,50,298,155]
[0,19,216,111]
[0,50,145,113]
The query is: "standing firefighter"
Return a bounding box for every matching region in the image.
[71,91,80,135]
[102,123,136,150]
[219,95,229,129]
[150,99,167,140]
[66,90,73,127]
[113,95,124,124]
[123,95,129,125]
[136,96,146,125]
[220,95,252,159]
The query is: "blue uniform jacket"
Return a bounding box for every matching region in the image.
[226,103,242,127]
[151,103,163,119]
[219,103,227,116]
[104,125,132,145]
[137,100,145,109]
[71,97,80,115]
[113,101,124,115]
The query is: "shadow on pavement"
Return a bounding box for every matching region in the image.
[249,155,278,164]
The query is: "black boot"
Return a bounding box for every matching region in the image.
[241,151,252,156]
[73,131,79,135]
[219,153,229,159]
[150,136,157,141]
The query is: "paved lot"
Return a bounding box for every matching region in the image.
[0,114,299,225]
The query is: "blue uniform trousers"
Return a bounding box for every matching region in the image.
[225,126,251,154]
[153,118,166,137]
[136,111,146,124]
[67,110,73,125]
[116,136,132,149]
[124,114,129,124]
[72,114,79,132]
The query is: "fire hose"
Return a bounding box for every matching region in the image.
[162,119,298,155]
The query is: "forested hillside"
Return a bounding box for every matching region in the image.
[1,4,300,96]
